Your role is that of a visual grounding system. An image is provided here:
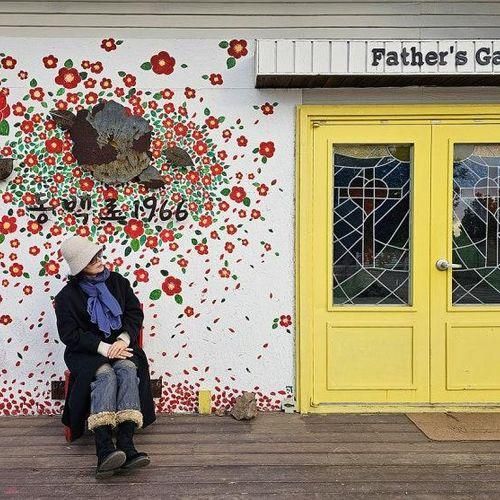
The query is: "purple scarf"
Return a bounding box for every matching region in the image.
[79,268,122,337]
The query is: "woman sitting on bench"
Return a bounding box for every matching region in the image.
[55,235,156,478]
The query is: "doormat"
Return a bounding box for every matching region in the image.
[406,413,500,441]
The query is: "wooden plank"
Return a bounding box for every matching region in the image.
[0,430,429,443]
[1,0,499,17]
[5,464,500,484]
[0,14,498,28]
[0,2,426,15]
[0,413,417,428]
[2,481,500,496]
[0,27,427,39]
[3,452,500,467]
[6,441,500,456]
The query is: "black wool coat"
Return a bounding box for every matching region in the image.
[54,271,156,441]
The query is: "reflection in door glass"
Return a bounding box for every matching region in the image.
[453,144,500,304]
[332,144,412,305]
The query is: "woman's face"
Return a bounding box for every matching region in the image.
[82,250,105,276]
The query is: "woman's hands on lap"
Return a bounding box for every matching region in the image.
[107,339,133,359]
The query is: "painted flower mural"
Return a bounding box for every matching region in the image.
[0,38,297,416]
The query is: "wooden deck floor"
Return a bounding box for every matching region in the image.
[1,412,500,498]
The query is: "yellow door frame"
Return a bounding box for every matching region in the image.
[296,104,500,414]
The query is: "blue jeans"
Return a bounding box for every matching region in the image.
[87,359,143,431]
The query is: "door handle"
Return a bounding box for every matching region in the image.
[435,258,463,271]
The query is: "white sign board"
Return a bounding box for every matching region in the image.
[257,40,500,76]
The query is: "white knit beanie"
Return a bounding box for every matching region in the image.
[60,235,102,276]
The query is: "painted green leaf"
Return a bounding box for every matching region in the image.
[56,88,65,96]
[118,71,126,77]
[149,289,162,300]
[226,57,236,69]
[79,72,88,80]
[0,120,9,136]
[131,239,140,251]
[140,61,152,71]
[243,197,250,207]
[29,78,37,88]
[180,64,188,68]
[174,294,183,305]
[0,234,6,245]
[204,108,210,116]
[221,188,230,196]
[219,41,229,49]
[64,59,73,68]
[125,246,132,257]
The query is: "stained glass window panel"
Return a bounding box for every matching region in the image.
[452,144,500,305]
[332,144,412,305]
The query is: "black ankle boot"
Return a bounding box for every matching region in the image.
[94,425,126,478]
[116,420,150,470]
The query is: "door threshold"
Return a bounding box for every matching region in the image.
[302,402,500,413]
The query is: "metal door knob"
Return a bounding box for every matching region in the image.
[436,258,463,271]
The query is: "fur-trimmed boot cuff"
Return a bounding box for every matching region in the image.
[116,409,143,429]
[88,411,117,431]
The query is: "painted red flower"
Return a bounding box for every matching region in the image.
[0,315,12,325]
[0,216,17,234]
[124,219,144,239]
[174,123,188,136]
[42,55,58,69]
[123,74,136,87]
[218,267,231,278]
[237,135,248,147]
[101,38,117,52]
[195,243,208,255]
[45,260,60,276]
[0,92,10,121]
[76,225,90,237]
[24,154,38,168]
[193,141,208,156]
[162,276,182,296]
[9,263,24,277]
[259,141,275,158]
[261,102,274,115]
[45,138,63,153]
[229,186,247,203]
[90,61,104,74]
[279,315,292,327]
[228,39,248,59]
[199,215,213,228]
[12,102,25,116]
[79,177,94,191]
[159,228,174,242]
[184,306,194,317]
[209,73,223,86]
[257,184,269,196]
[211,163,223,176]
[184,87,196,99]
[29,87,45,101]
[205,116,219,129]
[103,187,118,200]
[145,236,158,249]
[150,51,176,75]
[1,56,16,70]
[55,67,81,89]
[20,120,34,134]
[134,269,149,283]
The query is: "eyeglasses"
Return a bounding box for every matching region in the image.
[89,250,104,265]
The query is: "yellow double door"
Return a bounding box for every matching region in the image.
[304,108,500,411]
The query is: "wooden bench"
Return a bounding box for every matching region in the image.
[63,321,144,442]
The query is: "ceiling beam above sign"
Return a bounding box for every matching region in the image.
[255,40,500,88]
